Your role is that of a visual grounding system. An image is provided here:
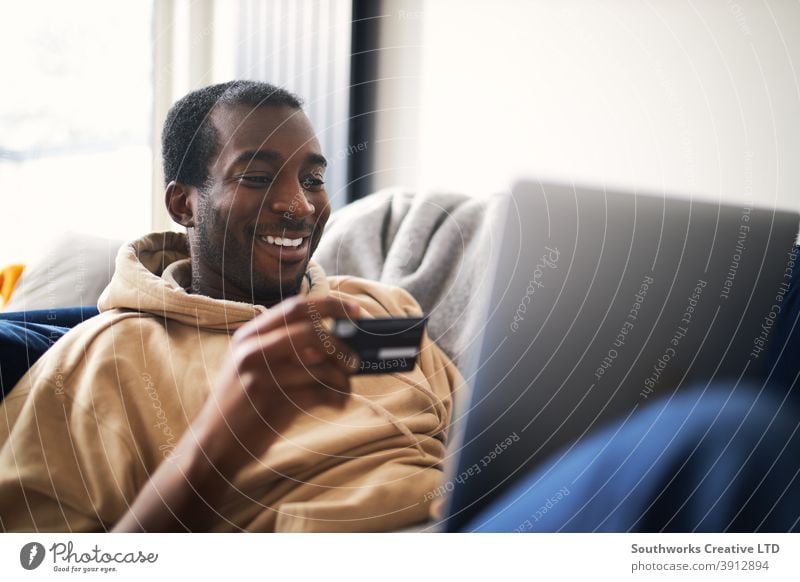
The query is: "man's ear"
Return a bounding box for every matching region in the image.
[165,181,197,227]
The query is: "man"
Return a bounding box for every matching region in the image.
[0,81,461,532]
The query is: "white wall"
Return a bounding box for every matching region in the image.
[371,0,424,194]
[409,0,800,211]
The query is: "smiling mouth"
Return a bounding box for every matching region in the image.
[259,234,304,247]
[255,234,311,263]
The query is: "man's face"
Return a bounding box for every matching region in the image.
[191,104,330,304]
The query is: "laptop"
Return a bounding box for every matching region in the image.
[438,180,800,532]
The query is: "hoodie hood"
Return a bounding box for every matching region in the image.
[97,231,330,330]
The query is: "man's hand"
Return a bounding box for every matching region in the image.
[113,295,361,532]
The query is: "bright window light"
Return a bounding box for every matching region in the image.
[0,0,154,265]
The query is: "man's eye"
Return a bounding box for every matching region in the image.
[237,175,273,185]
[301,177,325,191]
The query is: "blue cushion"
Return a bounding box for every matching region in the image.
[1,306,100,328]
[0,307,99,399]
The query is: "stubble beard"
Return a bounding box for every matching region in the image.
[191,194,307,304]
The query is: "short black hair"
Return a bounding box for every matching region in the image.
[161,80,303,188]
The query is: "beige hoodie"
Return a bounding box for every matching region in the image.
[0,232,461,532]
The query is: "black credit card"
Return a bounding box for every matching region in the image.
[331,316,428,375]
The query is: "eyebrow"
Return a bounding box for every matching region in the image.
[233,149,328,168]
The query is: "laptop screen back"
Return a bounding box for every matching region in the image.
[442,181,799,532]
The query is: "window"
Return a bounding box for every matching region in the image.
[0,0,153,265]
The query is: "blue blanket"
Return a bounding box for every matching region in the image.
[0,307,99,398]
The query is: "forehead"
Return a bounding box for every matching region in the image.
[209,104,321,158]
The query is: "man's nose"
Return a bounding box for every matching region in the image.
[268,179,315,217]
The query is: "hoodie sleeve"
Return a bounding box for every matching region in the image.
[272,438,445,532]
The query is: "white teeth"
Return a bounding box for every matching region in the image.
[259,235,304,248]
